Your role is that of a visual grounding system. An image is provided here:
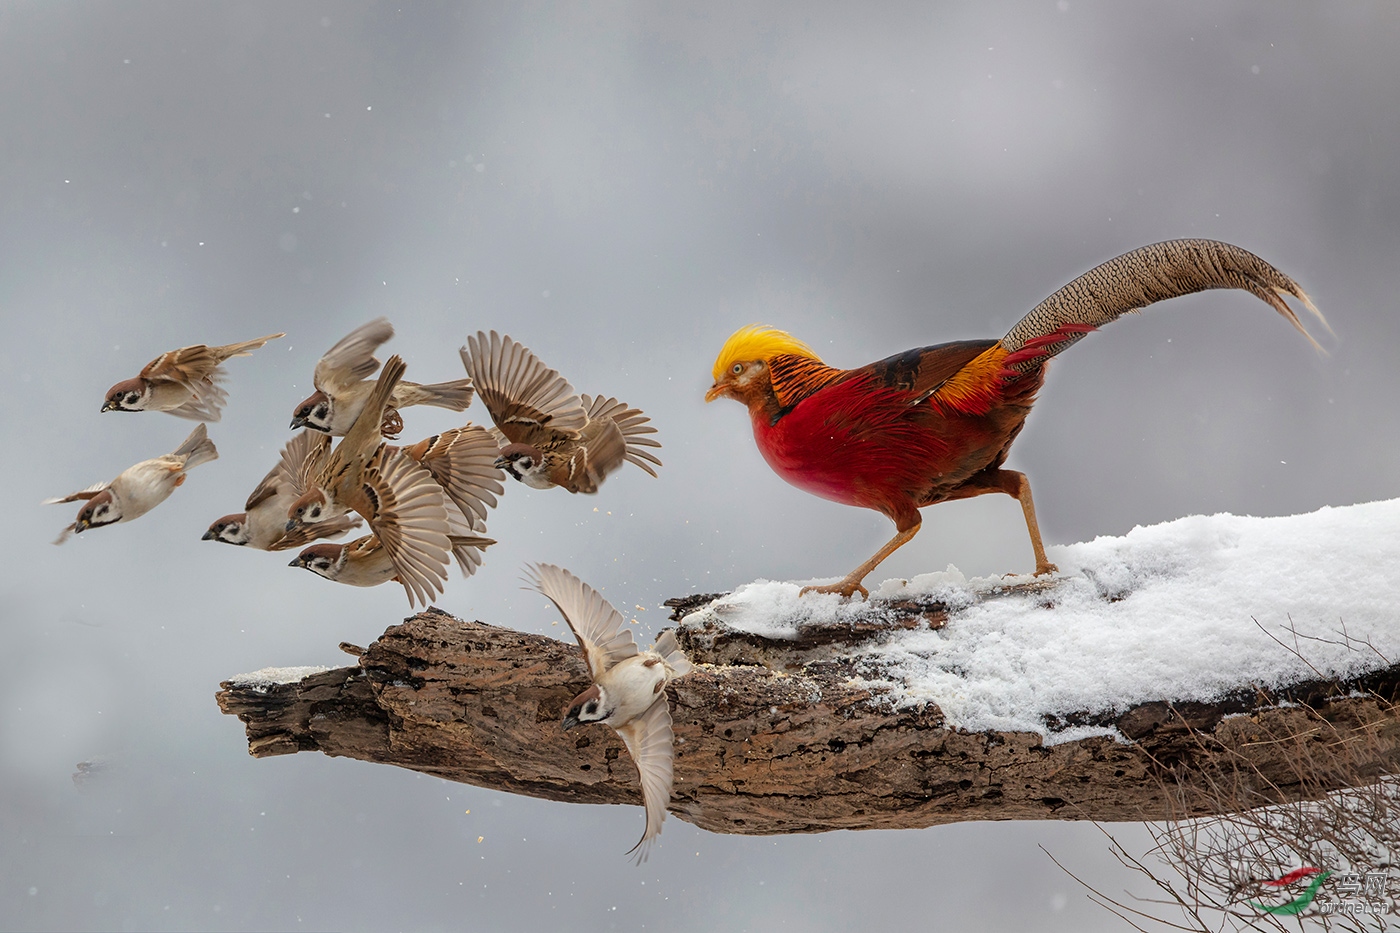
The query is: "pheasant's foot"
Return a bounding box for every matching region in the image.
[1034,561,1059,576]
[799,580,869,600]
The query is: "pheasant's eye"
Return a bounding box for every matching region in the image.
[731,363,742,375]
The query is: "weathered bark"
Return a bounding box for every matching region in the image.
[217,591,1400,836]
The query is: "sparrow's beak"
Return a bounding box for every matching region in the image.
[289,416,307,429]
[561,713,581,731]
[285,519,299,532]
[201,528,216,540]
[287,556,303,567]
[704,384,725,403]
[100,400,117,413]
[492,455,508,470]
[73,518,90,534]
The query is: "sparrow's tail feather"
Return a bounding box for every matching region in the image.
[653,629,692,676]
[448,533,496,578]
[172,423,219,470]
[396,378,475,411]
[214,332,285,362]
[999,238,1327,375]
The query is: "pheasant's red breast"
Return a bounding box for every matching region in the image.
[750,341,1042,520]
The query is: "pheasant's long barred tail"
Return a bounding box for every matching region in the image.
[1000,238,1328,375]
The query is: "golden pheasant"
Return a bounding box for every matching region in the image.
[706,239,1326,599]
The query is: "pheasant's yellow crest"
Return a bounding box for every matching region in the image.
[711,325,821,381]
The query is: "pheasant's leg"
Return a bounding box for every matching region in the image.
[999,470,1057,575]
[943,469,1057,575]
[800,516,922,600]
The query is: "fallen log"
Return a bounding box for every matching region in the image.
[216,585,1400,836]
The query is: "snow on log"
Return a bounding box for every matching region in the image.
[217,500,1400,835]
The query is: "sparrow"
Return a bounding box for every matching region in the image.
[285,354,454,607]
[46,423,219,543]
[290,428,503,597]
[203,430,362,550]
[525,563,692,862]
[103,333,284,421]
[459,331,662,493]
[290,317,475,438]
[290,504,496,590]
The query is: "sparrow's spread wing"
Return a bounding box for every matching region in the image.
[268,513,361,551]
[162,381,229,422]
[402,424,505,525]
[459,331,586,448]
[526,563,638,679]
[246,430,331,510]
[43,481,109,505]
[558,416,626,494]
[360,449,451,608]
[616,699,675,863]
[139,343,223,387]
[580,395,662,476]
[314,318,393,396]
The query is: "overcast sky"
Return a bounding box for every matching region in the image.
[3,3,1398,931]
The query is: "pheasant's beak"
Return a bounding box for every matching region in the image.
[704,383,725,403]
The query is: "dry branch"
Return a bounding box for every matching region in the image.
[216,589,1400,836]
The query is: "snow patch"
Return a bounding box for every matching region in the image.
[227,666,331,692]
[695,500,1400,743]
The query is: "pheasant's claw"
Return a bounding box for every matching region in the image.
[1034,561,1059,577]
[799,580,870,600]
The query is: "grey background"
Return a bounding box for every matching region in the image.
[2,2,1396,930]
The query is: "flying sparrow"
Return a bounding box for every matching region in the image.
[47,423,219,543]
[285,355,454,607]
[290,504,496,592]
[203,430,362,550]
[290,317,474,438]
[525,563,692,862]
[459,331,661,493]
[103,333,284,422]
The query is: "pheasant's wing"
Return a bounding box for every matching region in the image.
[402,425,505,524]
[246,430,330,510]
[314,318,394,395]
[525,563,638,679]
[616,700,676,864]
[42,481,109,505]
[459,331,586,448]
[359,449,451,608]
[580,395,662,476]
